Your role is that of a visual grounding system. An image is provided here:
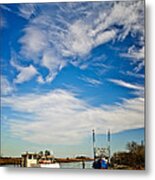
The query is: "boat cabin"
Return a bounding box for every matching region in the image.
[21,152,38,167]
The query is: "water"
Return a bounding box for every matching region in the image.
[60,161,93,169]
[1,161,93,169]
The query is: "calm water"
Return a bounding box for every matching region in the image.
[1,161,93,169]
[60,161,93,169]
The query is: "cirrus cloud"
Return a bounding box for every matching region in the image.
[17,1,144,83]
[2,89,144,145]
[1,76,14,95]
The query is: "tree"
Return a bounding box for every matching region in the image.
[111,141,145,169]
[126,141,145,168]
[126,141,138,153]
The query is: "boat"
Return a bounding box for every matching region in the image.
[21,151,60,168]
[38,155,60,168]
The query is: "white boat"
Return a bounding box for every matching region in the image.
[21,152,60,168]
[40,163,60,168]
[38,156,60,168]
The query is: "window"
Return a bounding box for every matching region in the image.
[28,155,32,159]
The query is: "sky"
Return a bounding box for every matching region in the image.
[0,0,145,157]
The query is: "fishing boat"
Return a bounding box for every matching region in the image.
[38,155,60,168]
[21,152,60,168]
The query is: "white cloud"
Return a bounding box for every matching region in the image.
[2,89,144,145]
[17,1,144,83]
[11,61,38,83]
[121,71,144,79]
[65,20,93,57]
[134,60,144,73]
[18,4,37,20]
[42,50,66,83]
[19,27,66,83]
[108,79,144,90]
[120,45,144,61]
[95,30,116,47]
[79,76,102,86]
[1,76,14,95]
[108,1,144,41]
[88,1,144,42]
[108,78,144,98]
[37,75,44,84]
[19,26,49,61]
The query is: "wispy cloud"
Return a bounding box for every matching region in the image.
[1,76,14,95]
[16,1,144,84]
[120,71,145,79]
[134,61,145,73]
[42,50,66,83]
[0,1,145,155]
[0,16,7,29]
[79,76,102,86]
[19,26,48,61]
[11,60,38,84]
[120,45,144,61]
[0,4,13,12]
[108,78,144,91]
[2,89,144,145]
[18,4,38,20]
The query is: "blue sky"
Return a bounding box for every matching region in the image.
[0,1,145,157]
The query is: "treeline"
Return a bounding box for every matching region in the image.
[110,141,145,169]
[0,157,22,166]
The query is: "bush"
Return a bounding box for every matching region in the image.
[111,141,145,169]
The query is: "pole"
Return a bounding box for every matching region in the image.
[107,129,111,164]
[82,160,85,169]
[92,129,96,161]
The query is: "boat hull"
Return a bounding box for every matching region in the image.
[39,163,60,168]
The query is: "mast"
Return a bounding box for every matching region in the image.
[107,129,111,163]
[92,129,96,161]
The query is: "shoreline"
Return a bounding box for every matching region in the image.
[0,157,93,166]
